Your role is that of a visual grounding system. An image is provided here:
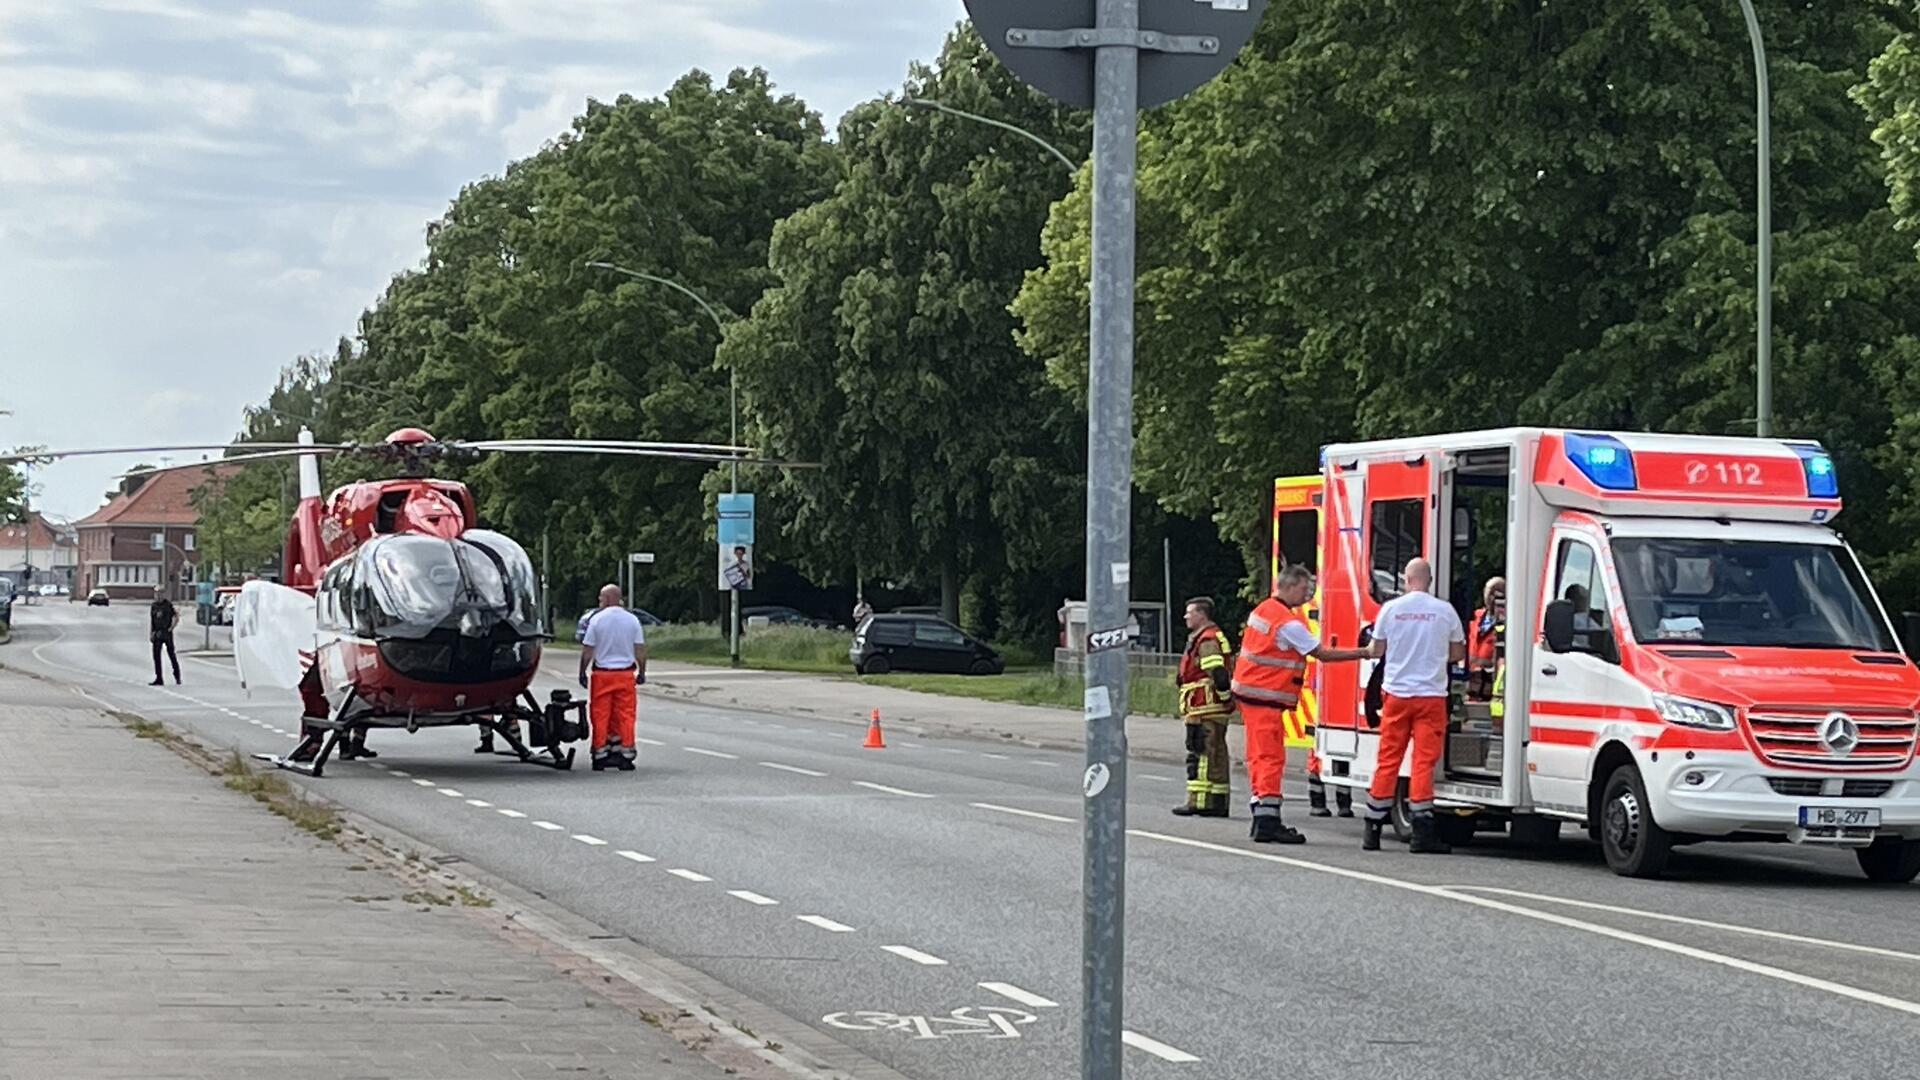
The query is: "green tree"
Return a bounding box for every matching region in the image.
[721,26,1091,630]
[1017,1,1920,602]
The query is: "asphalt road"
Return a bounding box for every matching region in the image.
[9,602,1920,1080]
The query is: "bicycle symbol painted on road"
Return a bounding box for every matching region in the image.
[823,1006,1040,1040]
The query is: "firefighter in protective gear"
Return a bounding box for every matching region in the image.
[1466,577,1505,701]
[1174,597,1235,817]
[1233,566,1370,842]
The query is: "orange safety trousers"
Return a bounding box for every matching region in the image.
[1242,704,1290,800]
[589,669,638,757]
[1367,694,1448,810]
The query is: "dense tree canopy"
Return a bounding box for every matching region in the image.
[1016,0,1920,604]
[720,27,1091,631]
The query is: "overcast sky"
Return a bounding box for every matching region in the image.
[0,0,962,519]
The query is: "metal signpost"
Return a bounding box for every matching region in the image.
[717,493,755,665]
[961,2,1267,1076]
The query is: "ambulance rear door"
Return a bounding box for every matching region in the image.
[1272,475,1322,749]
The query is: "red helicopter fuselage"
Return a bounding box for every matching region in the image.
[282,430,545,723]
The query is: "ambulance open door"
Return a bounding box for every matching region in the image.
[1272,476,1321,750]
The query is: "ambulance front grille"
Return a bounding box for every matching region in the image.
[1745,708,1917,771]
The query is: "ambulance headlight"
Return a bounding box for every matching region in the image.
[1566,433,1638,491]
[1794,446,1839,499]
[1652,693,1735,731]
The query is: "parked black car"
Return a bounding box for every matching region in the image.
[742,605,832,630]
[850,614,1003,676]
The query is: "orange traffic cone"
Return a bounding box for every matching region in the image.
[863,708,887,749]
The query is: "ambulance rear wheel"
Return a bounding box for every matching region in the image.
[1856,837,1920,884]
[1599,765,1671,878]
[1389,779,1411,843]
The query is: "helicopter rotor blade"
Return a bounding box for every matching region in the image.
[460,441,821,469]
[0,442,353,467]
[115,446,354,479]
[459,439,757,455]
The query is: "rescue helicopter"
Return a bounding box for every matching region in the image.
[6,427,792,776]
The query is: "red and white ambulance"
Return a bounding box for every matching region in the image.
[1286,427,1920,880]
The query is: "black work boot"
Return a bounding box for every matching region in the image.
[1171,802,1203,817]
[591,754,610,772]
[1308,784,1332,818]
[1362,818,1384,851]
[1409,812,1453,855]
[1202,793,1230,818]
[1335,789,1355,819]
[1251,815,1305,845]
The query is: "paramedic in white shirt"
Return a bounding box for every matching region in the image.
[578,584,647,772]
[1362,558,1466,855]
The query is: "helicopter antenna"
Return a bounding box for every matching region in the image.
[297,428,322,500]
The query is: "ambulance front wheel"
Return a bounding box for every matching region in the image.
[1599,764,1672,878]
[1856,837,1920,884]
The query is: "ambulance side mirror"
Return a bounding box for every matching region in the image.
[1543,600,1575,654]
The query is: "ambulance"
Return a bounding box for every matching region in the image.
[1275,428,1920,880]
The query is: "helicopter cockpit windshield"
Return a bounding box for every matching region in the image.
[357,534,542,641]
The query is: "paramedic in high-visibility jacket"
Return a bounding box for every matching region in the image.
[1362,558,1467,854]
[1173,597,1236,818]
[1232,565,1371,843]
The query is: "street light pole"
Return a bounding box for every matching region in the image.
[1738,0,1773,437]
[900,97,1079,172]
[584,260,743,665]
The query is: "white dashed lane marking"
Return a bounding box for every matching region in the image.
[971,803,1073,824]
[667,868,713,883]
[1123,1031,1201,1063]
[616,850,656,864]
[798,915,855,933]
[880,945,947,967]
[437,788,464,798]
[683,747,738,760]
[411,779,436,788]
[979,982,1059,1009]
[497,809,527,819]
[759,762,827,777]
[852,781,934,799]
[465,799,492,808]
[635,737,667,747]
[728,890,779,906]
[572,834,608,846]
[531,821,565,831]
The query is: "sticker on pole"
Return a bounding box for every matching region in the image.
[1087,625,1132,653]
[1083,762,1111,799]
[1110,562,1131,585]
[1083,685,1112,720]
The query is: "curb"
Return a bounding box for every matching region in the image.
[98,691,915,1080]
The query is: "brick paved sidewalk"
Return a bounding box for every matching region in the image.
[0,671,771,1080]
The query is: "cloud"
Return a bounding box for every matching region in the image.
[1,0,961,517]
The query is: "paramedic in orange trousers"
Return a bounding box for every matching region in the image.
[578,583,647,772]
[1232,564,1370,843]
[1363,558,1467,854]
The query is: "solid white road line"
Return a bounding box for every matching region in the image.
[728,890,779,906]
[880,945,948,967]
[616,850,656,864]
[532,821,565,831]
[437,788,464,798]
[572,834,608,846]
[684,747,739,760]
[853,781,934,799]
[971,802,1074,824]
[1027,761,1061,768]
[667,868,713,883]
[1451,885,1920,964]
[465,799,492,808]
[978,982,1059,1009]
[759,761,828,777]
[797,915,856,933]
[1123,1031,1201,1063]
[1129,828,1920,1021]
[497,809,527,819]
[980,753,1009,760]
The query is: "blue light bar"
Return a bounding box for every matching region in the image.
[1565,433,1638,491]
[1792,444,1839,499]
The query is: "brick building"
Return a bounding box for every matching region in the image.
[74,470,218,602]
[0,512,77,594]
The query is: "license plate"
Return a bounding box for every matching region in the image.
[1799,806,1881,828]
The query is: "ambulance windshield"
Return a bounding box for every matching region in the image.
[1612,538,1895,652]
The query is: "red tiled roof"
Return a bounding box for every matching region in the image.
[75,465,241,529]
[0,512,71,548]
